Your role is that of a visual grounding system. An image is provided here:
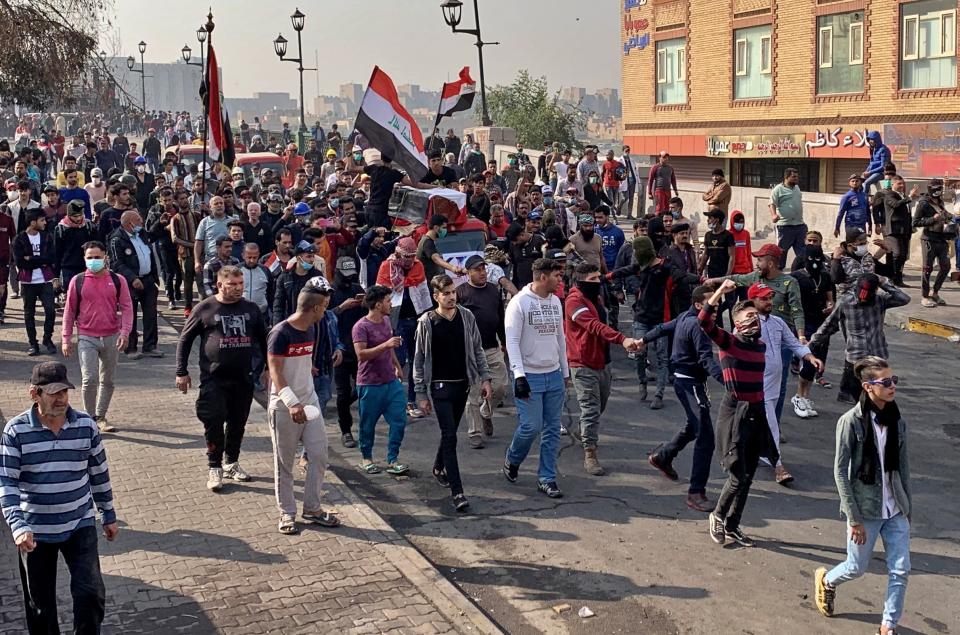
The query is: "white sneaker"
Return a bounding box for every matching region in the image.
[803,397,819,417]
[792,395,811,419]
[207,467,223,491]
[223,462,251,482]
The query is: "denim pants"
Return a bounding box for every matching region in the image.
[656,377,714,494]
[78,334,120,419]
[18,525,105,635]
[776,223,808,269]
[395,317,419,405]
[634,321,668,398]
[862,171,883,195]
[825,514,911,628]
[357,380,408,463]
[313,373,333,412]
[431,381,470,495]
[21,281,56,345]
[506,370,565,484]
[571,366,611,449]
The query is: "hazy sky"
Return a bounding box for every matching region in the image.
[112,0,619,98]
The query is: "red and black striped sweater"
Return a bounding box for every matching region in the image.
[697,304,766,404]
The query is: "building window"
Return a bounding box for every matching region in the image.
[817,12,865,94]
[656,37,687,105]
[740,159,820,192]
[900,0,957,90]
[733,25,773,99]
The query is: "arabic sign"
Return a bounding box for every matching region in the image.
[623,0,650,57]
[624,15,649,33]
[624,34,651,55]
[706,134,805,158]
[624,0,648,9]
[884,122,960,179]
[804,127,868,156]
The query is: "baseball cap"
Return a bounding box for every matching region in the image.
[336,256,358,275]
[42,184,58,194]
[133,156,147,165]
[747,282,775,299]
[848,173,862,181]
[68,199,86,214]
[31,362,75,393]
[294,240,316,255]
[527,210,542,221]
[464,254,486,270]
[90,168,103,177]
[752,243,783,260]
[544,248,567,261]
[541,185,553,194]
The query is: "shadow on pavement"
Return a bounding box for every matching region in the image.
[103,527,285,566]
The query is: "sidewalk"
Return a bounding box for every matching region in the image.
[885,266,960,339]
[0,304,501,635]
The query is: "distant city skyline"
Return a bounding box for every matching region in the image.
[111,0,619,100]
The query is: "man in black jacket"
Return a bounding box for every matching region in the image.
[109,210,162,358]
[145,186,181,309]
[273,240,324,321]
[330,256,366,447]
[13,209,58,355]
[54,200,97,291]
[882,176,918,287]
[912,178,955,307]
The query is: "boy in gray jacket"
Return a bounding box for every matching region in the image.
[815,356,911,635]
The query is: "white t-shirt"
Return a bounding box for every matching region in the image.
[872,415,901,519]
[504,285,568,378]
[26,233,44,284]
[553,162,569,181]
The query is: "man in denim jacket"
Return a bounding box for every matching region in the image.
[815,356,911,635]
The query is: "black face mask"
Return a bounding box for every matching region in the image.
[580,229,594,240]
[336,272,358,287]
[576,280,601,303]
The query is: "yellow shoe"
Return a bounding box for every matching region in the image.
[814,566,835,617]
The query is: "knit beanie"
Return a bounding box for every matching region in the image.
[633,236,656,269]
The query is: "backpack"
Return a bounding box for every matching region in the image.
[72,271,122,323]
[614,165,627,181]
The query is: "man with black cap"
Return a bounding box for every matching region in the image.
[13,208,58,355]
[912,178,955,307]
[457,254,508,449]
[330,256,366,447]
[54,199,98,292]
[176,265,269,492]
[274,238,326,322]
[506,222,546,288]
[1,361,118,634]
[419,149,458,188]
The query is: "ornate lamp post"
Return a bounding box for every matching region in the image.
[273,8,316,150]
[440,0,498,127]
[125,40,147,113]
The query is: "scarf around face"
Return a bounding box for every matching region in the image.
[857,393,901,485]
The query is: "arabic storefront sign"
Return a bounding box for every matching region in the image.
[623,0,650,57]
[624,0,648,9]
[805,127,868,155]
[624,34,651,55]
[883,122,960,179]
[706,134,805,158]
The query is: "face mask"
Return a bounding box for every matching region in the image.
[330,198,340,209]
[543,196,553,206]
[854,244,868,257]
[805,258,822,273]
[707,222,717,232]
[437,228,448,239]
[6,191,16,202]
[509,160,517,166]
[85,258,105,273]
[735,315,760,338]
[575,280,601,302]
[353,153,362,162]
[589,177,599,185]
[300,259,314,271]
[733,222,744,231]
[671,211,681,219]
[132,225,143,234]
[136,165,145,173]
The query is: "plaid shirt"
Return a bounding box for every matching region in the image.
[810,282,910,363]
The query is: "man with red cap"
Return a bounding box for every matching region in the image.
[749,281,823,485]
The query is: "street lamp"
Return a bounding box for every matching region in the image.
[126,41,148,114]
[273,7,316,147]
[182,23,207,69]
[440,0,498,127]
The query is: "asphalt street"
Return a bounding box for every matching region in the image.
[328,323,960,635]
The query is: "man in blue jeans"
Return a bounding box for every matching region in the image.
[815,356,911,635]
[642,286,724,512]
[503,258,568,498]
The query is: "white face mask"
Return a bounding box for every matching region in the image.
[854,244,868,257]
[136,165,145,174]
[6,191,17,202]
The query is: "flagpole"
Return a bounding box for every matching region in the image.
[201,10,214,198]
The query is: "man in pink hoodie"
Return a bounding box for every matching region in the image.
[61,240,134,433]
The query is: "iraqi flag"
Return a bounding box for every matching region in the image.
[202,45,235,168]
[435,67,476,126]
[355,66,428,182]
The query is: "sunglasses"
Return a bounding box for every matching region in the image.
[865,376,899,388]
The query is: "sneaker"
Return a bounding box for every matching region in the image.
[933,294,947,306]
[708,512,725,544]
[650,395,664,410]
[468,436,485,449]
[837,392,857,405]
[792,395,811,419]
[223,462,251,482]
[432,468,450,488]
[341,432,357,448]
[560,425,570,436]
[168,300,177,310]
[648,451,678,480]
[206,467,223,492]
[26,344,41,356]
[724,526,755,547]
[921,297,937,308]
[126,351,144,360]
[816,376,833,389]
[502,461,519,483]
[453,493,470,512]
[143,349,165,358]
[686,493,711,513]
[814,566,836,617]
[482,417,494,436]
[406,404,425,419]
[42,340,57,355]
[803,397,819,417]
[638,383,648,402]
[537,481,563,498]
[95,417,117,433]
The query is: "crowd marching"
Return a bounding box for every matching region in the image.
[0,109,938,635]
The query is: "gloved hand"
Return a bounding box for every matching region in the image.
[514,376,531,400]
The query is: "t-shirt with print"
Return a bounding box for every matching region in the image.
[352,316,397,386]
[27,233,44,283]
[267,319,318,406]
[175,296,268,384]
[703,229,736,278]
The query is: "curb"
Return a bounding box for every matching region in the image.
[325,470,505,635]
[885,306,960,340]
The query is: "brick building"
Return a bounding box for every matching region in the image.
[621,0,960,238]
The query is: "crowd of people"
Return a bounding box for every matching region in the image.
[0,117,926,635]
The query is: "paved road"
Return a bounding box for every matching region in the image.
[0,307,499,635]
[328,323,960,635]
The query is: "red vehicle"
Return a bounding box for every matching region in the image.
[234,152,286,182]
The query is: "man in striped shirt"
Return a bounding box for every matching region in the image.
[0,362,118,633]
[699,279,778,548]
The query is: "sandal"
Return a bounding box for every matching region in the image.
[386,462,409,476]
[359,461,381,474]
[302,509,341,527]
[278,514,299,535]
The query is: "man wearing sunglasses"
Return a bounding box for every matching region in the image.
[815,356,910,635]
[808,273,909,403]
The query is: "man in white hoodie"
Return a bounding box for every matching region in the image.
[503,258,569,498]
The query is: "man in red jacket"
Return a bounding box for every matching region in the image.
[565,262,640,476]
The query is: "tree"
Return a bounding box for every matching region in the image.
[0,0,116,110]
[482,70,589,150]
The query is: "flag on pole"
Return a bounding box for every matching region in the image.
[355,66,428,182]
[204,45,235,168]
[435,67,476,127]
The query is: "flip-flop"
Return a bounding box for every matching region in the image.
[278,516,299,535]
[359,461,381,474]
